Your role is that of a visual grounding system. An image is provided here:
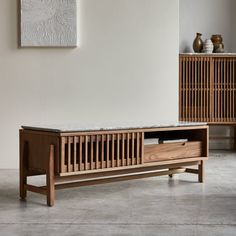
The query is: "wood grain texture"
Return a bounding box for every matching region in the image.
[144,141,202,163]
[179,54,236,124]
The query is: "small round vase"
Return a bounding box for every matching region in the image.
[202,39,214,54]
[193,33,203,53]
[211,34,224,53]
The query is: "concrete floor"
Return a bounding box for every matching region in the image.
[0,151,236,236]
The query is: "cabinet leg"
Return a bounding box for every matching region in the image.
[234,127,236,150]
[168,168,174,178]
[47,145,55,207]
[198,160,205,183]
[20,140,28,200]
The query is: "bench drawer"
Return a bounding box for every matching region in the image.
[144,141,202,163]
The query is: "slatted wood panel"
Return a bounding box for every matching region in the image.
[180,56,211,122]
[179,55,236,123]
[212,58,236,122]
[60,132,143,173]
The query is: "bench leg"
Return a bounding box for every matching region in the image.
[198,160,204,183]
[20,140,27,200]
[47,145,55,207]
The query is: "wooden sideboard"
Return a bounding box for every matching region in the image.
[20,123,208,206]
[179,54,236,124]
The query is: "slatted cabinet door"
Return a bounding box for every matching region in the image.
[212,57,236,123]
[60,131,144,174]
[179,54,236,124]
[179,56,211,122]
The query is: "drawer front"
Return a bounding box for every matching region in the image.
[144,141,202,163]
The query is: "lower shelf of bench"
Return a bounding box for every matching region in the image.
[25,167,188,194]
[21,157,206,206]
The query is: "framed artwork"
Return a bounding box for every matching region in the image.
[20,0,77,47]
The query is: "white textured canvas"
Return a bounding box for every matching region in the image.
[20,0,77,47]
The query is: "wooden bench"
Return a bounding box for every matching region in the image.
[19,123,208,206]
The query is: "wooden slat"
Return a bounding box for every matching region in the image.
[79,136,83,171]
[106,134,109,168]
[224,59,226,121]
[122,133,125,166]
[197,59,199,120]
[218,60,220,121]
[226,60,228,121]
[126,133,129,166]
[188,58,191,120]
[184,57,187,121]
[73,136,77,172]
[67,137,71,172]
[182,58,185,120]
[194,58,197,121]
[203,59,206,120]
[213,59,215,121]
[206,58,209,120]
[210,58,214,122]
[131,133,135,165]
[141,132,144,164]
[200,59,203,121]
[179,58,183,120]
[190,58,193,120]
[189,59,192,120]
[84,136,88,170]
[136,133,140,165]
[91,135,94,170]
[216,59,219,121]
[96,135,99,169]
[101,135,104,169]
[117,133,120,167]
[111,134,115,168]
[230,59,232,121]
[220,59,222,121]
[221,59,224,121]
[233,59,235,121]
[60,137,66,173]
[206,58,208,121]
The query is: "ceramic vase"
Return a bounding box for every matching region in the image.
[202,39,214,54]
[193,33,203,53]
[211,34,224,53]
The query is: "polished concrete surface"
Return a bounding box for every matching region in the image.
[0,151,236,236]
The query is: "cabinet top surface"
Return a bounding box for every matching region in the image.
[21,122,207,133]
[180,53,236,57]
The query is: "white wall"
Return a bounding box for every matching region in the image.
[232,0,236,50]
[179,0,235,53]
[0,0,179,168]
